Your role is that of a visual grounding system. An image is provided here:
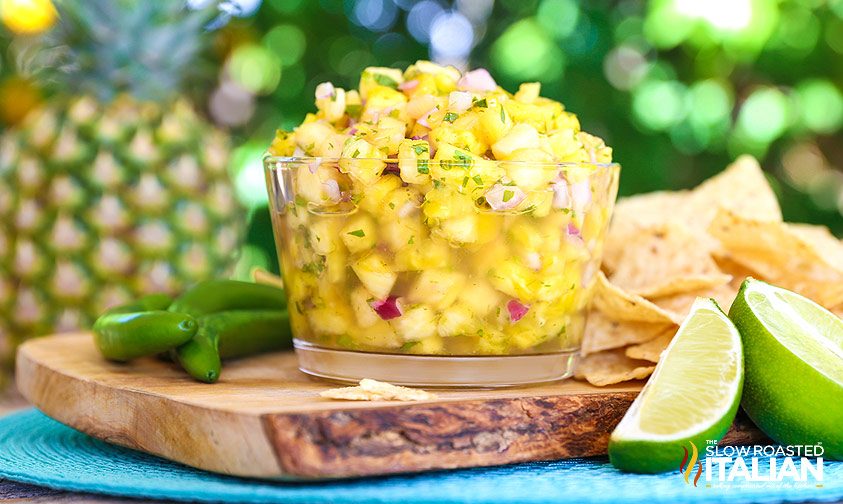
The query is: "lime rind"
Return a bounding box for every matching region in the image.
[741,279,843,384]
[730,278,843,459]
[609,298,744,473]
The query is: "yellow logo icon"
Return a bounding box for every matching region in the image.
[679,441,704,486]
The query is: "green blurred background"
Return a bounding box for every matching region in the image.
[3,0,843,278]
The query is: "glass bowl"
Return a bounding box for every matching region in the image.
[264,156,619,387]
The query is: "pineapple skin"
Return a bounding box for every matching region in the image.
[0,96,246,377]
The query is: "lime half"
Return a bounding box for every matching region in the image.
[609,297,743,473]
[729,278,843,459]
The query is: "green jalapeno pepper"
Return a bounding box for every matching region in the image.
[103,293,174,314]
[168,280,287,317]
[93,310,197,362]
[175,309,292,383]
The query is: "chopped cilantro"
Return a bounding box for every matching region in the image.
[345,104,362,117]
[503,190,514,202]
[462,176,469,188]
[500,105,506,123]
[351,193,363,204]
[351,149,360,158]
[472,175,483,185]
[413,144,429,156]
[389,202,396,209]
[444,112,458,123]
[347,229,365,238]
[433,179,443,188]
[373,73,399,89]
[473,98,488,108]
[453,150,472,167]
[400,341,420,352]
[408,236,415,245]
[294,195,307,207]
[417,159,429,174]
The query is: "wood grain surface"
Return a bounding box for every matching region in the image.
[15,333,766,480]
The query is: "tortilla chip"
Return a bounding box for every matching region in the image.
[575,349,656,386]
[607,223,732,298]
[709,210,843,307]
[714,255,758,290]
[686,155,782,228]
[625,332,674,363]
[652,283,739,319]
[710,210,842,274]
[604,191,689,271]
[581,311,672,355]
[320,379,438,401]
[593,272,683,324]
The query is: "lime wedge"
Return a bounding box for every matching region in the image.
[609,297,743,473]
[729,278,843,459]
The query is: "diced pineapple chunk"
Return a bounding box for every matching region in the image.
[349,285,380,328]
[357,174,402,213]
[504,151,556,190]
[393,237,451,271]
[491,123,540,160]
[514,82,540,104]
[382,217,425,251]
[391,305,437,341]
[459,279,502,316]
[370,117,407,156]
[351,252,397,300]
[438,304,474,337]
[351,319,403,349]
[408,269,465,309]
[308,217,343,255]
[477,328,509,355]
[315,83,347,123]
[478,99,513,145]
[429,124,486,156]
[398,138,431,185]
[340,214,377,253]
[359,67,405,99]
[423,186,474,221]
[409,334,445,354]
[307,306,350,336]
[488,259,537,301]
[324,248,347,284]
[295,121,335,155]
[437,214,478,244]
[339,138,386,185]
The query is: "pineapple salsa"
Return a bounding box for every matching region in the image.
[265,61,619,356]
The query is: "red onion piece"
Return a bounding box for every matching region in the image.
[571,180,591,212]
[322,179,341,202]
[292,147,305,157]
[524,252,542,271]
[308,158,321,174]
[370,296,403,320]
[507,299,530,323]
[485,183,526,211]
[398,79,419,91]
[417,107,437,128]
[448,91,472,112]
[552,179,569,209]
[566,222,585,246]
[315,82,336,100]
[457,68,497,92]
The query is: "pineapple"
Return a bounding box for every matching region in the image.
[0,1,245,380]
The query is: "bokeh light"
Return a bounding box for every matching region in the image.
[632,80,688,131]
[262,24,306,67]
[491,18,564,81]
[735,87,790,145]
[228,43,281,95]
[795,79,843,134]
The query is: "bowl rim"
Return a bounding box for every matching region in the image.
[263,155,620,171]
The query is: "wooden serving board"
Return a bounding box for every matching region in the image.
[15,333,764,480]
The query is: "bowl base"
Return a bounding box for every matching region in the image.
[294,340,578,388]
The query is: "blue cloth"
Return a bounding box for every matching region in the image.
[0,409,839,504]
